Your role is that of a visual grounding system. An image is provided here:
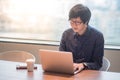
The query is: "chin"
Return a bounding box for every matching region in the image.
[73,30,78,33]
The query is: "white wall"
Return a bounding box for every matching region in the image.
[0,42,120,72]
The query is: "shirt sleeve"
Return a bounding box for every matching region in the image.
[85,33,104,70]
[59,31,67,51]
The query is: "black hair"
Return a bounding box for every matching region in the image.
[69,4,91,24]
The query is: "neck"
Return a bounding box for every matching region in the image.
[78,25,87,35]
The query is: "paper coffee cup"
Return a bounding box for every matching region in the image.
[26,59,35,72]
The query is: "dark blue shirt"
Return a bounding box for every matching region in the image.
[59,25,104,70]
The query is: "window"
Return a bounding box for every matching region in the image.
[0,0,120,46]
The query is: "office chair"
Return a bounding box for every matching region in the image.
[0,50,35,62]
[99,57,110,71]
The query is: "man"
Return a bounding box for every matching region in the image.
[59,4,104,72]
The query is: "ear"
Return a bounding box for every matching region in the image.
[85,21,88,25]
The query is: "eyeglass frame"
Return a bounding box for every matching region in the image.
[69,20,83,26]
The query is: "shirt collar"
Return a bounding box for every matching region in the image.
[73,25,90,38]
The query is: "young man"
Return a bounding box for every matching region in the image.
[59,4,104,72]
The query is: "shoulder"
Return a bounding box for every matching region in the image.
[62,28,73,35]
[61,28,74,40]
[89,26,103,37]
[88,26,104,44]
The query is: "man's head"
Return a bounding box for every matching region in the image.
[69,4,91,25]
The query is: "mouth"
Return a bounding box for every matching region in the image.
[74,28,78,31]
[73,28,78,32]
[73,28,78,30]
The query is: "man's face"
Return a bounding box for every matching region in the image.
[70,17,86,33]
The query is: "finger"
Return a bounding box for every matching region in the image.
[73,63,77,67]
[74,66,78,71]
[75,67,83,73]
[78,67,84,72]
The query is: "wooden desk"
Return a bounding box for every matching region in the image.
[0,60,120,80]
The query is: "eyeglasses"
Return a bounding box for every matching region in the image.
[70,20,83,25]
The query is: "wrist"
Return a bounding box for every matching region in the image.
[83,62,88,69]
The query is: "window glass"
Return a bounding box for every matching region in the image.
[0,0,120,45]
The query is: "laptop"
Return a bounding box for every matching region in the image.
[38,49,79,74]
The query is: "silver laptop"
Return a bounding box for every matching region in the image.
[38,49,79,74]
